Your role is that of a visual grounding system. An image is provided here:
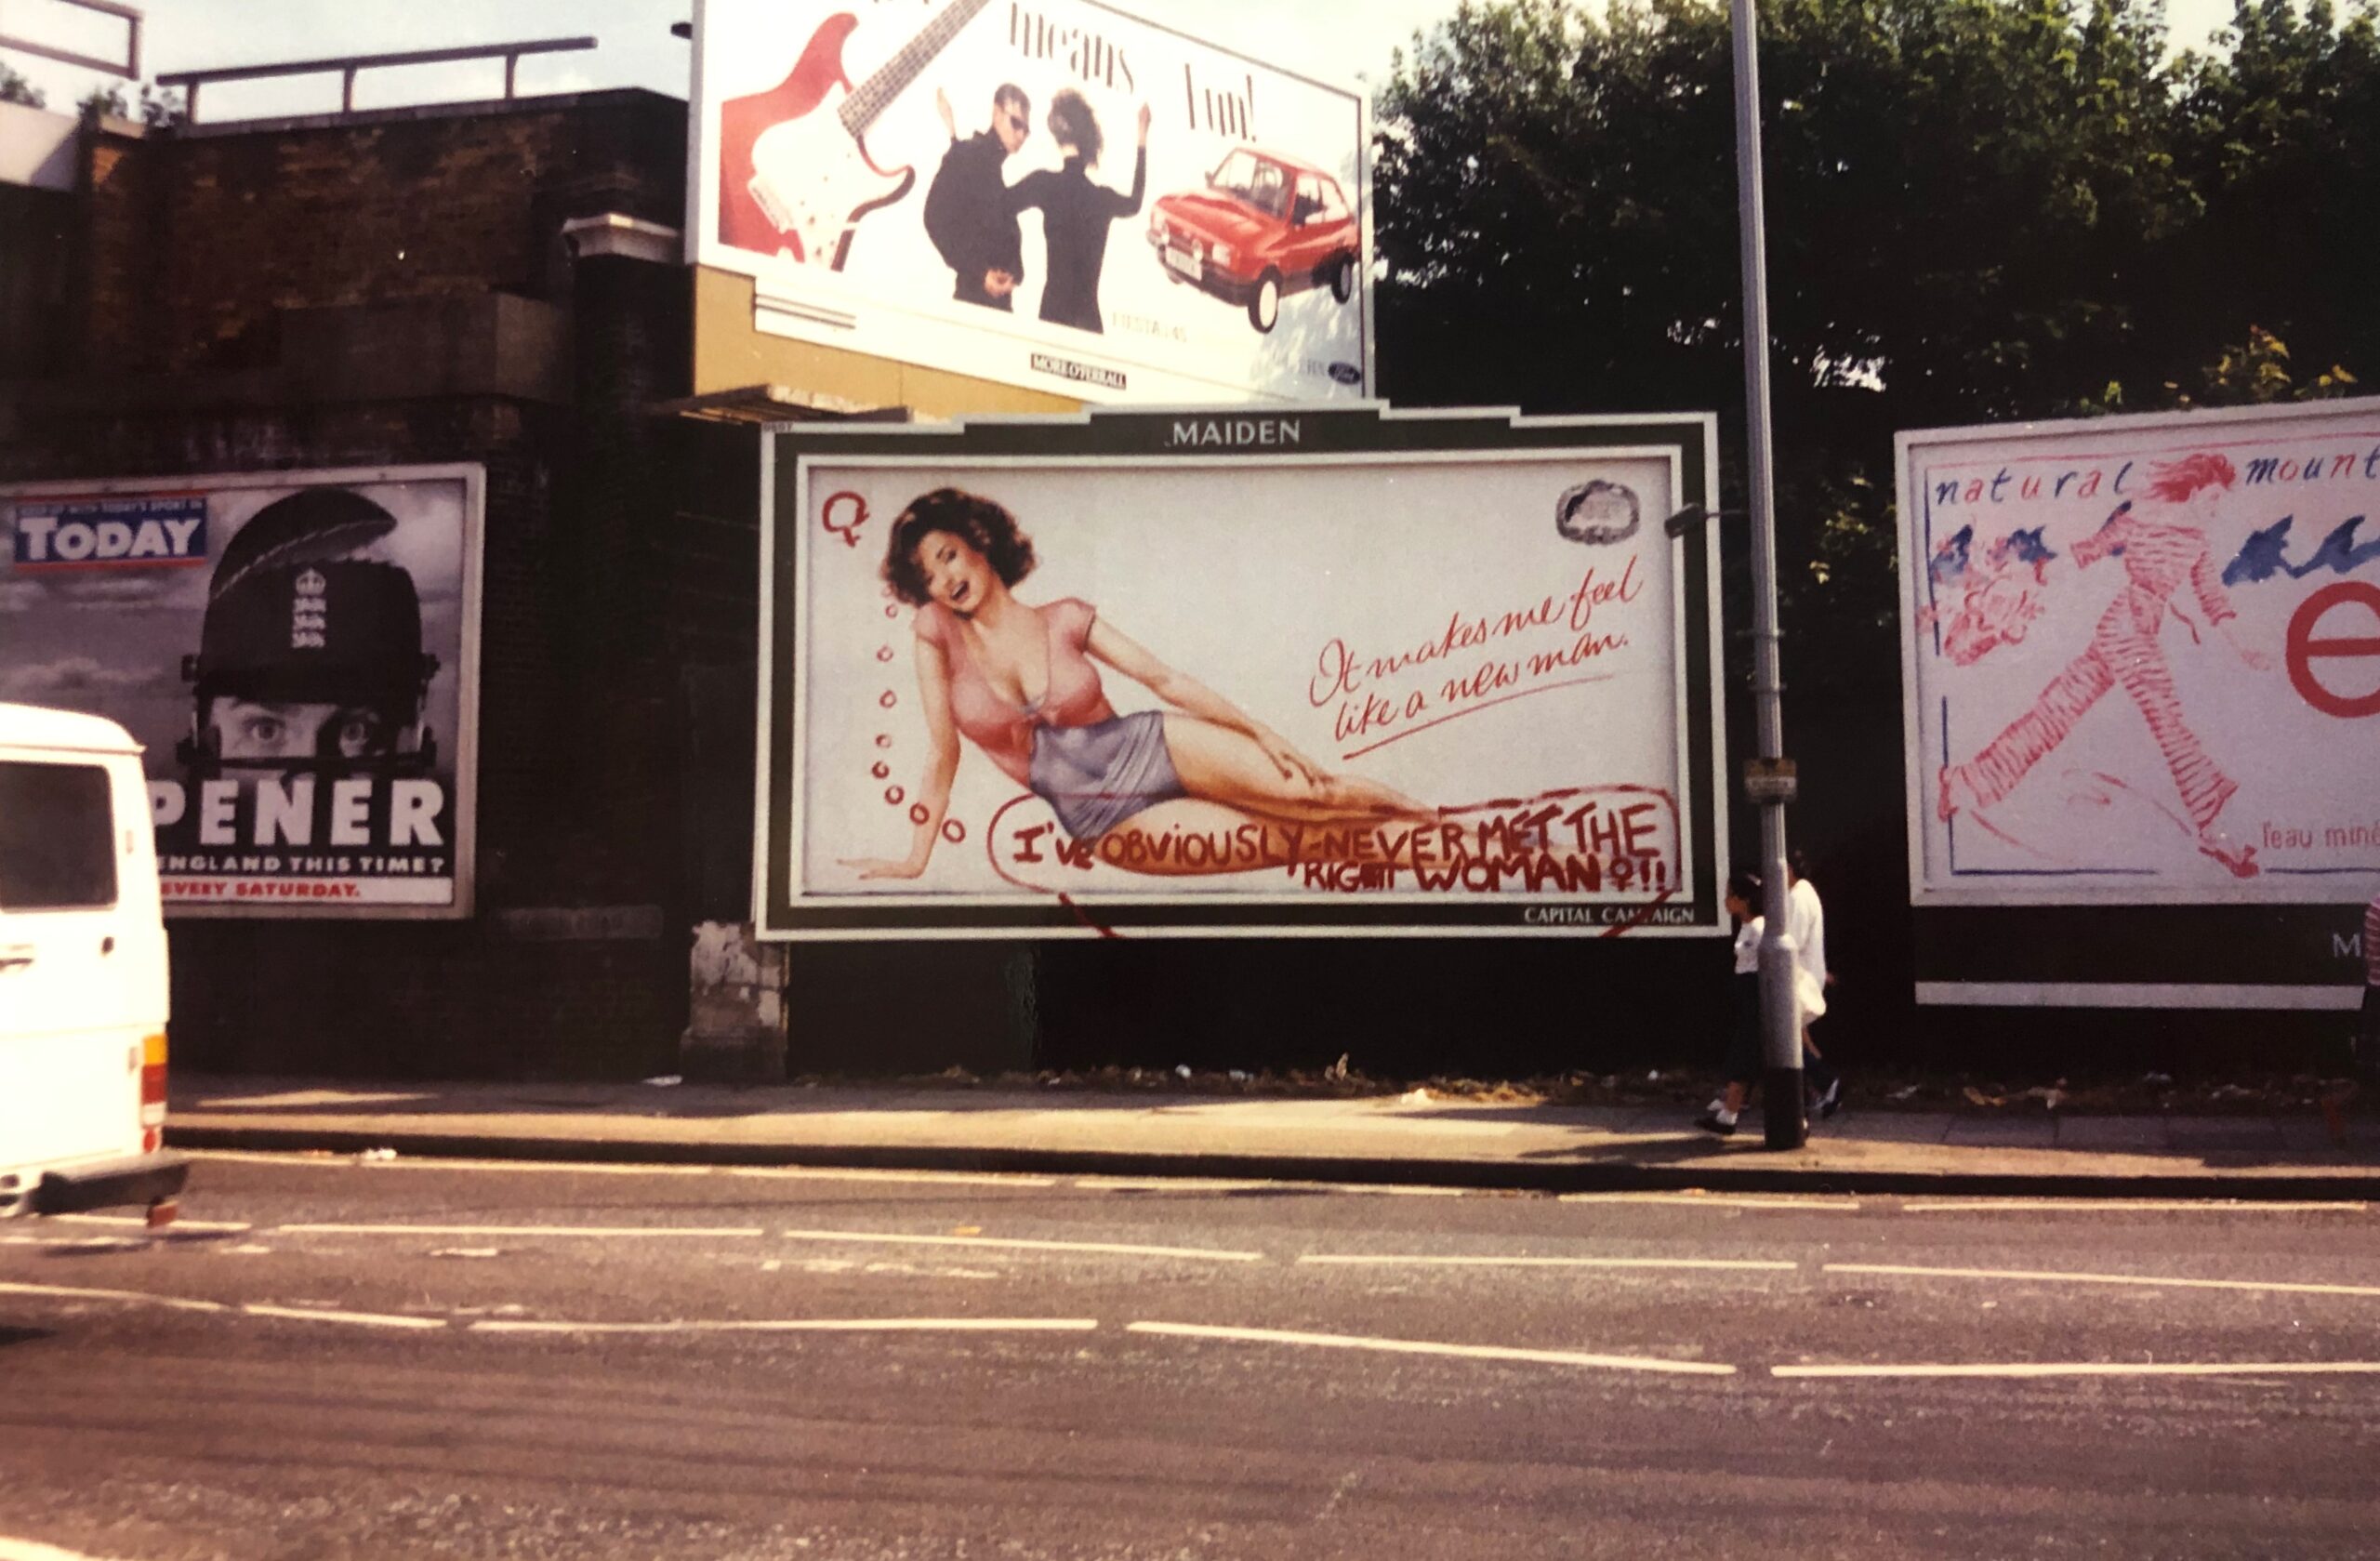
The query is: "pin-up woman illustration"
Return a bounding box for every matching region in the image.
[840,488,1433,880]
[1936,452,2268,877]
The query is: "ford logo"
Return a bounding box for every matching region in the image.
[1327,362,1362,387]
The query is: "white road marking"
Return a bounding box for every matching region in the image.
[1075,1177,1295,1194]
[50,1212,254,1233]
[1,1281,446,1331]
[468,1316,1101,1336]
[276,1223,766,1238]
[191,1149,720,1175]
[726,1167,1061,1188]
[1126,1320,1736,1375]
[0,1536,138,1561]
[241,1303,446,1330]
[1774,1359,2380,1380]
[193,1089,431,1107]
[1074,1176,1468,1197]
[1828,1262,2380,1300]
[189,1149,1056,1187]
[0,1280,227,1314]
[430,1248,502,1259]
[1298,1254,1796,1272]
[1557,1193,1862,1210]
[779,1229,1263,1262]
[1897,1198,2367,1214]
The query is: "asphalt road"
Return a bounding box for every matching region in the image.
[4,1153,2379,1559]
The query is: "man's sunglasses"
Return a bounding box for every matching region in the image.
[1004,112,1028,137]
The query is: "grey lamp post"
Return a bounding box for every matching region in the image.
[1727,0,1806,1149]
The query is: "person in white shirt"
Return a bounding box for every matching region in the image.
[1787,851,1844,1119]
[1697,871,1769,1135]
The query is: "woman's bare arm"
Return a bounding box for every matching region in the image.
[841,635,961,879]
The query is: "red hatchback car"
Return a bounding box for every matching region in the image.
[1147,148,1359,334]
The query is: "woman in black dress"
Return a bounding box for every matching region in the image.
[1010,91,1148,334]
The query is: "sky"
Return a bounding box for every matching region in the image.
[2,0,1457,118]
[3,0,2249,123]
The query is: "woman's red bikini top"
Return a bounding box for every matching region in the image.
[916,598,1117,785]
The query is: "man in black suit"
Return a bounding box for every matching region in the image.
[925,85,1030,310]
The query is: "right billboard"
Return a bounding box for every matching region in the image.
[1899,401,2380,1008]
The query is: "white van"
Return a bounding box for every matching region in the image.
[0,702,187,1223]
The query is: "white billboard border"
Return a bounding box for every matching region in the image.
[1916,980,2363,1011]
[1897,396,2380,910]
[0,462,485,923]
[755,406,1728,940]
[684,0,1377,406]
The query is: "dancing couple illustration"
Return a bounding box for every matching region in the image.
[922,84,1148,333]
[1934,452,2268,878]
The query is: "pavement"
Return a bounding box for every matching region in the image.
[165,1074,2380,1199]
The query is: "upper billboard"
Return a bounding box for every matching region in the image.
[689,0,1372,405]
[757,405,1726,940]
[1,467,483,919]
[1900,401,2380,907]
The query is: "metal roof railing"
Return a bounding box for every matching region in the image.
[155,35,597,125]
[0,0,141,78]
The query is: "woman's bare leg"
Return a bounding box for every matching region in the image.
[1161,714,1431,824]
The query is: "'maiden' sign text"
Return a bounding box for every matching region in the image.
[1169,417,1302,449]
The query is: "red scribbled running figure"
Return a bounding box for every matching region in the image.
[1936,452,2268,878]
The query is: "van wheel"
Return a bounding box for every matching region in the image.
[1329,255,1355,303]
[1249,271,1281,333]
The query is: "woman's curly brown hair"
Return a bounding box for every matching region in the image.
[880,488,1038,606]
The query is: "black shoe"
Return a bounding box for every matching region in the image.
[1695,1111,1739,1137]
[1810,1078,1843,1120]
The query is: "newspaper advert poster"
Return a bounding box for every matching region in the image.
[3,466,483,919]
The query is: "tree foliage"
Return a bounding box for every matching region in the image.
[0,62,45,109]
[76,81,185,129]
[2171,1,2380,391]
[1374,0,2378,663]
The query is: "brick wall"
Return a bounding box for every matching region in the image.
[74,92,683,377]
[4,92,705,1081]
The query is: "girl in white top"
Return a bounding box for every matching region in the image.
[1698,872,1768,1135]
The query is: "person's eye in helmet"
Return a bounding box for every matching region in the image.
[210,697,324,762]
[330,708,393,760]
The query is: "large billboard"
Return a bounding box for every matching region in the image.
[757,405,1726,939]
[1,466,483,919]
[1898,402,2380,1006]
[689,0,1371,405]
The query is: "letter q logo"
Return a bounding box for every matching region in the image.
[2286,581,2380,719]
